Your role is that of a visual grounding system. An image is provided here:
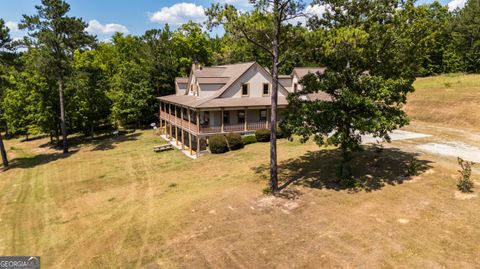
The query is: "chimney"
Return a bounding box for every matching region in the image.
[193,60,201,71]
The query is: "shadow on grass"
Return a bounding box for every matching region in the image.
[9,131,141,169]
[253,146,433,193]
[10,150,79,169]
[39,130,140,151]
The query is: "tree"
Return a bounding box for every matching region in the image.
[143,25,179,97]
[20,0,95,153]
[284,0,428,179]
[171,22,212,75]
[207,1,306,193]
[0,18,12,168]
[451,0,480,72]
[108,33,154,127]
[66,49,111,137]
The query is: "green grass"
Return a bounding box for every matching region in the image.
[407,73,480,128]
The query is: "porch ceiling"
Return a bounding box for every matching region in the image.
[157,95,289,109]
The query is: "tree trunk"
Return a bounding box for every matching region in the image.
[55,125,59,144]
[58,79,69,153]
[0,132,8,168]
[269,0,280,194]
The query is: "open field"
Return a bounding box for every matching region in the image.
[1,74,480,268]
[406,73,480,128]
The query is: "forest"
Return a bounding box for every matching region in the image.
[0,0,479,143]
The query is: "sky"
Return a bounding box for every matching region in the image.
[0,0,465,41]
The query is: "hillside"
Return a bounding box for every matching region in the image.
[407,74,480,128]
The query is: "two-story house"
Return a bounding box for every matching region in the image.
[158,62,329,158]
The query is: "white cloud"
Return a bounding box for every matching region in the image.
[5,21,27,42]
[448,0,467,11]
[5,21,20,32]
[288,4,328,26]
[306,4,328,17]
[86,20,129,34]
[149,3,206,25]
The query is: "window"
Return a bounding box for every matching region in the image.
[294,83,298,93]
[202,111,210,125]
[260,110,267,121]
[242,83,249,96]
[263,83,270,96]
[238,111,245,124]
[223,111,230,124]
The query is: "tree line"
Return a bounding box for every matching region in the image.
[1,0,479,187]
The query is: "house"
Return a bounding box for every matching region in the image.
[158,62,329,158]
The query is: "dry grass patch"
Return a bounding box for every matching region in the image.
[1,129,479,268]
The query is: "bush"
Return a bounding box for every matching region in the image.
[209,135,229,154]
[255,128,270,142]
[225,132,244,150]
[406,158,421,176]
[242,135,257,145]
[457,157,475,192]
[276,127,285,139]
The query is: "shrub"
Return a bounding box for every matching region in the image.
[457,157,475,193]
[225,132,244,150]
[209,135,229,154]
[406,158,421,176]
[276,126,285,139]
[255,128,270,142]
[242,135,257,145]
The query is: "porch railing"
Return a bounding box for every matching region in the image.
[161,111,269,133]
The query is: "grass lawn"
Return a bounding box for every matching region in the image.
[0,74,479,268]
[407,73,480,128]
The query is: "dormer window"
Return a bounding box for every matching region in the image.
[242,83,249,96]
[294,83,298,93]
[263,83,270,96]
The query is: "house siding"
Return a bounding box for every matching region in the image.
[220,65,290,98]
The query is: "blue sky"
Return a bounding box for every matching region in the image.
[0,0,462,41]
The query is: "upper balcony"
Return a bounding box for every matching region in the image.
[160,110,270,135]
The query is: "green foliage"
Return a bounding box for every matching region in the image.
[262,187,272,195]
[172,22,212,75]
[450,0,480,72]
[225,132,244,150]
[242,135,257,145]
[67,49,111,135]
[276,126,285,139]
[285,0,421,177]
[406,158,422,176]
[209,134,229,154]
[255,128,270,142]
[457,157,475,193]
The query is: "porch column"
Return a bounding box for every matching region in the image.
[169,104,172,141]
[181,130,185,150]
[181,108,185,149]
[266,107,269,128]
[189,132,193,155]
[244,108,248,131]
[196,136,200,158]
[196,110,200,135]
[175,106,178,146]
[159,102,162,130]
[221,108,224,133]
